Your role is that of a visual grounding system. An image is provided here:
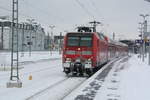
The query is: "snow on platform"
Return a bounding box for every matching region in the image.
[64,55,150,100]
[119,55,150,100]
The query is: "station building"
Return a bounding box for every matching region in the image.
[0,21,45,51]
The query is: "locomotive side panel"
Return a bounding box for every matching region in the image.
[96,34,108,66]
[92,34,99,67]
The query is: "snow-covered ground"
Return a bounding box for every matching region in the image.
[1,52,150,100]
[0,51,61,99]
[64,55,150,100]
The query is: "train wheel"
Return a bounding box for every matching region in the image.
[72,72,77,76]
[64,68,70,75]
[79,67,84,76]
[85,69,93,77]
[93,67,99,73]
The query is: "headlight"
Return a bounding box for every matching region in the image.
[66,58,71,61]
[63,63,70,68]
[85,59,92,68]
[88,58,91,61]
[76,58,81,62]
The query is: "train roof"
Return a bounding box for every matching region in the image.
[66,32,94,36]
[67,32,94,34]
[108,38,128,47]
[66,32,127,47]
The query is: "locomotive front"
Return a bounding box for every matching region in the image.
[62,32,94,76]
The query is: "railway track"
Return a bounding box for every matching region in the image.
[26,77,86,100]
[26,78,68,100]
[19,58,61,66]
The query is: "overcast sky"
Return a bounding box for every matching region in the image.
[0,0,150,40]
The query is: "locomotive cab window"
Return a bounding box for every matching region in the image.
[80,37,92,46]
[67,33,92,47]
[67,36,80,46]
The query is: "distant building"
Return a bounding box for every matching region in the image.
[54,35,64,50]
[120,39,137,53]
[44,34,64,50]
[0,21,45,51]
[44,35,51,50]
[54,35,64,44]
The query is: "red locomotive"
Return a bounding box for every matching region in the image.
[62,26,128,76]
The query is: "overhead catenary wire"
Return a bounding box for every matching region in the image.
[0,6,11,12]
[85,0,110,34]
[0,5,34,20]
[20,0,71,33]
[74,0,106,29]
[0,1,64,31]
[20,0,65,22]
[0,0,65,24]
[86,0,103,20]
[75,0,95,19]
[20,0,82,33]
[0,0,105,33]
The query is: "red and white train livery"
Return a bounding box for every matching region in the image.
[62,27,128,76]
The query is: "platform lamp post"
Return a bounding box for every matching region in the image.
[20,22,25,57]
[140,14,149,62]
[26,19,36,57]
[59,32,62,54]
[49,25,55,55]
[47,32,51,54]
[138,22,144,59]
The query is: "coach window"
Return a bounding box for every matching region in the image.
[98,34,104,41]
[100,34,105,40]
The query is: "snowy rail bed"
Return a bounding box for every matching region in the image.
[26,77,86,100]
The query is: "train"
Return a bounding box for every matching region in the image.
[62,26,128,76]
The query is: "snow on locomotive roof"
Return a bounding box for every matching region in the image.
[67,32,93,34]
[66,32,94,35]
